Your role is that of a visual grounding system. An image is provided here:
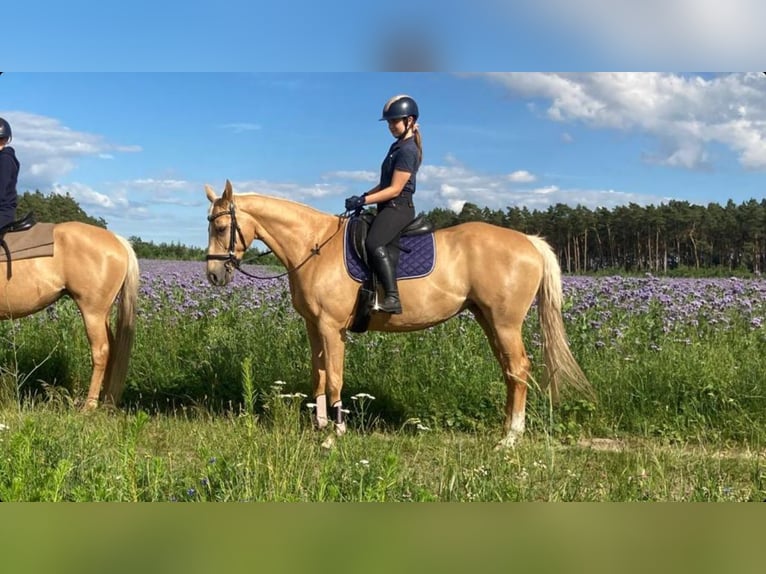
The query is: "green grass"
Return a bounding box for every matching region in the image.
[0,396,763,501]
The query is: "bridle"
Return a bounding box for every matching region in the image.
[205,200,346,281]
[206,202,247,265]
[206,201,285,280]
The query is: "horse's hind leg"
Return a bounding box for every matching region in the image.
[470,308,531,448]
[79,310,111,410]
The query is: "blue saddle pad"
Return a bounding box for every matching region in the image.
[343,226,436,283]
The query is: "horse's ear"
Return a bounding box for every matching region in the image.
[205,184,218,203]
[223,179,233,201]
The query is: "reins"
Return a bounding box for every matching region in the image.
[206,202,350,281]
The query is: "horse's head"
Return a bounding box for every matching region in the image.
[205,179,253,286]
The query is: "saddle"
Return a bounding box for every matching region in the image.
[347,213,435,334]
[0,212,42,279]
[0,211,36,235]
[347,212,434,270]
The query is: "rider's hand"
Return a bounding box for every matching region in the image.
[345,195,366,212]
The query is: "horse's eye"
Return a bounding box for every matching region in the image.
[216,226,227,235]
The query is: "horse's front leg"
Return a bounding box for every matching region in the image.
[315,322,347,447]
[305,320,329,430]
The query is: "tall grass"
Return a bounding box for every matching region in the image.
[0,391,763,501]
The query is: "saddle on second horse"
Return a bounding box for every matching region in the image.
[0,212,50,279]
[345,212,435,333]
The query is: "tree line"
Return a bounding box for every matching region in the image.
[127,236,206,261]
[425,198,766,275]
[18,190,107,228]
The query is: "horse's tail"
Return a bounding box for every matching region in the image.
[526,235,594,402]
[103,235,139,405]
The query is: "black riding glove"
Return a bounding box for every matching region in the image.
[345,195,366,211]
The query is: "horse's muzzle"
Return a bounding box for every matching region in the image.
[206,264,232,287]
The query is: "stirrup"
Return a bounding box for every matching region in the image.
[375,294,402,314]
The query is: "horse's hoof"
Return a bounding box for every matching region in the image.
[321,434,336,450]
[494,434,519,450]
[82,400,99,412]
[312,414,329,430]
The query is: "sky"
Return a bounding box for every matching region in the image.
[2,73,766,247]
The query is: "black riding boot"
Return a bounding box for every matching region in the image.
[370,246,402,314]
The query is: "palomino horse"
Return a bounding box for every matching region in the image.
[0,222,139,408]
[205,180,592,448]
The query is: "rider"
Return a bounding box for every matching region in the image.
[0,117,19,231]
[344,94,423,314]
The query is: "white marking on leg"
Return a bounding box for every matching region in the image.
[510,410,526,435]
[496,412,526,450]
[314,395,328,429]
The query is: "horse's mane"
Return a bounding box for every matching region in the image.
[235,192,336,218]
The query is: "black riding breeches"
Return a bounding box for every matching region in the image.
[365,196,415,257]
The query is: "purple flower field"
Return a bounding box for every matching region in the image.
[137,260,766,339]
[138,260,292,319]
[562,274,766,329]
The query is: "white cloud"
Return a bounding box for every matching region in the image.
[323,170,377,182]
[508,170,536,183]
[474,72,766,170]
[410,159,667,214]
[52,182,127,211]
[132,178,191,191]
[419,163,481,185]
[0,111,141,191]
[112,178,203,207]
[219,122,262,133]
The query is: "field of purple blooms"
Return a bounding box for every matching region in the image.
[2,259,765,444]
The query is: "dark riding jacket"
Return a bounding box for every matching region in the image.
[0,146,19,230]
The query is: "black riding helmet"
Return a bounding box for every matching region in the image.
[379,96,419,122]
[0,118,11,142]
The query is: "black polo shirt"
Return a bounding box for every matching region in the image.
[378,136,420,197]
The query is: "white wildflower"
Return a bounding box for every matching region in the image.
[278,392,308,399]
[473,465,489,477]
